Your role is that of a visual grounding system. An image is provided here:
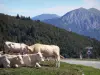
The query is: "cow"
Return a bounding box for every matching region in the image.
[0,51,3,55]
[4,41,29,55]
[0,51,2,56]
[27,43,60,67]
[0,55,10,68]
[21,52,44,68]
[0,54,24,68]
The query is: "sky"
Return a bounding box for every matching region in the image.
[0,0,100,17]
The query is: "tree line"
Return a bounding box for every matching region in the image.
[0,13,100,58]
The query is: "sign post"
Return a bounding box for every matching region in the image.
[85,47,93,59]
[79,51,83,60]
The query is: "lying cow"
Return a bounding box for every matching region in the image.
[27,43,60,68]
[0,54,24,68]
[0,55,10,68]
[0,51,3,55]
[22,52,44,68]
[4,41,29,54]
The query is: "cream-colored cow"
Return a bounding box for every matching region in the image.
[27,43,60,67]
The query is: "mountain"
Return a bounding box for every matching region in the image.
[32,14,60,21]
[0,13,100,58]
[89,8,100,16]
[43,8,100,40]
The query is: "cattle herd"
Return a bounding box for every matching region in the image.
[0,41,61,68]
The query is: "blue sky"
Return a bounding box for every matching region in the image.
[0,0,100,17]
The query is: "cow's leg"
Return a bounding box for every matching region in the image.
[14,64,19,68]
[56,55,60,68]
[46,57,49,61]
[45,57,49,61]
[35,62,41,67]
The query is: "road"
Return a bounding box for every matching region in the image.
[61,59,100,69]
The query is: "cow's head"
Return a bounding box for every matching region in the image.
[3,56,10,68]
[27,46,34,53]
[16,55,24,65]
[36,52,44,62]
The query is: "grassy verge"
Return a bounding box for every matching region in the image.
[0,61,100,75]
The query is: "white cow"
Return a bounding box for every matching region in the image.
[0,51,3,55]
[0,54,24,68]
[4,41,29,54]
[0,51,2,57]
[0,55,10,68]
[27,43,60,67]
[21,52,44,68]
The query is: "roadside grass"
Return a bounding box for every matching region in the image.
[0,60,100,75]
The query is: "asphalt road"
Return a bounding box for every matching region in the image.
[61,59,100,69]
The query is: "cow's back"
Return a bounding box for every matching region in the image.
[33,44,60,57]
[4,41,28,54]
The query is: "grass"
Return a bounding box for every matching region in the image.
[0,60,100,75]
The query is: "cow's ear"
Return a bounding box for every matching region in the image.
[37,52,41,56]
[27,46,33,52]
[27,46,31,50]
[37,53,39,56]
[16,56,19,60]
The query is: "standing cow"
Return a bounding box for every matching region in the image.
[4,41,29,55]
[27,43,60,68]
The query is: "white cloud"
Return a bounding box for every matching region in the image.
[39,6,79,16]
[0,0,100,17]
[0,1,82,17]
[0,4,9,13]
[3,6,78,17]
[9,5,80,17]
[7,0,100,17]
[83,0,100,9]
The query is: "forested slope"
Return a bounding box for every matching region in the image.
[0,13,100,58]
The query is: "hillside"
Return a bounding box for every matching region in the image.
[0,13,100,58]
[32,14,60,21]
[43,8,100,40]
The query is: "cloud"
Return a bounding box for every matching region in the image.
[83,0,100,9]
[0,3,9,13]
[0,0,100,17]
[6,0,100,17]
[39,6,78,15]
[83,0,98,5]
[16,5,80,17]
[0,0,82,17]
[4,5,80,17]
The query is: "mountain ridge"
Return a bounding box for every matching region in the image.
[43,8,100,40]
[32,14,60,21]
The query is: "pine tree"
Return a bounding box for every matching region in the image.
[16,14,20,19]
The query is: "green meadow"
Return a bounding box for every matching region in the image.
[0,61,100,75]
